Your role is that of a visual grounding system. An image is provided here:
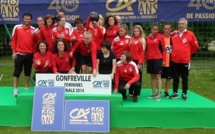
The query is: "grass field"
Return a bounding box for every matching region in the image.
[0,59,215,134]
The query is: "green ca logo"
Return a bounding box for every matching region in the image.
[188,0,215,10]
[48,0,79,12]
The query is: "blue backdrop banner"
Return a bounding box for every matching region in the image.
[31,86,65,131]
[64,100,110,132]
[0,0,214,24]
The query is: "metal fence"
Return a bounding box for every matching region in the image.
[0,22,215,68]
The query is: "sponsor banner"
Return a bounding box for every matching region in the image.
[64,100,110,132]
[31,86,65,131]
[36,74,112,95]
[0,0,214,24]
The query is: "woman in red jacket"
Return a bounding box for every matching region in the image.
[104,15,119,44]
[128,25,146,97]
[40,14,55,52]
[146,24,166,101]
[114,51,141,102]
[112,24,131,61]
[33,40,52,80]
[33,16,44,45]
[52,39,76,74]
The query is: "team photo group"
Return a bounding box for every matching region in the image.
[11,11,199,102]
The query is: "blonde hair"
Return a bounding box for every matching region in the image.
[99,14,104,27]
[131,25,146,49]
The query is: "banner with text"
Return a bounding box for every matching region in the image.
[31,86,65,131]
[64,100,110,132]
[0,0,214,24]
[36,74,112,95]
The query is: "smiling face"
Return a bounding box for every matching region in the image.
[46,17,53,27]
[151,25,159,36]
[133,28,141,37]
[23,15,31,26]
[57,41,65,52]
[119,27,126,37]
[39,42,47,53]
[120,54,127,63]
[108,17,115,26]
[37,17,44,28]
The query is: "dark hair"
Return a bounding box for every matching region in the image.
[151,23,159,29]
[52,39,69,53]
[164,22,172,27]
[121,51,131,62]
[23,12,32,20]
[44,14,55,27]
[119,24,129,35]
[74,18,83,24]
[55,16,64,23]
[35,40,49,52]
[101,40,111,50]
[104,15,117,28]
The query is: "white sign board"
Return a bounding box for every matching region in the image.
[36,74,112,95]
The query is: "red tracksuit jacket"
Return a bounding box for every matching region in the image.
[145,33,166,62]
[70,27,87,52]
[112,35,131,59]
[86,18,105,51]
[33,51,52,72]
[171,30,199,63]
[105,25,119,43]
[71,40,97,69]
[51,52,76,73]
[40,25,56,52]
[129,36,145,65]
[11,23,35,54]
[114,61,140,89]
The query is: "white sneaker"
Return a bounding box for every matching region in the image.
[13,89,18,97]
[24,88,28,91]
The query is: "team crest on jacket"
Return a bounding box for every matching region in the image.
[135,41,139,44]
[183,38,187,43]
[65,30,68,34]
[126,40,129,44]
[129,67,132,72]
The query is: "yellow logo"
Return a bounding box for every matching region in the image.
[48,0,79,12]
[106,0,136,15]
[106,0,158,20]
[188,0,215,10]
[138,0,158,15]
[0,0,19,21]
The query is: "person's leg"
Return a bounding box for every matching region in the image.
[13,54,24,96]
[130,81,141,102]
[170,62,180,99]
[118,81,127,100]
[164,78,171,97]
[181,63,189,100]
[74,52,81,74]
[148,74,157,99]
[23,54,33,90]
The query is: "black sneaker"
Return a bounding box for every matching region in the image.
[182,93,187,101]
[133,96,138,103]
[164,92,169,98]
[169,92,179,99]
[123,95,127,100]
